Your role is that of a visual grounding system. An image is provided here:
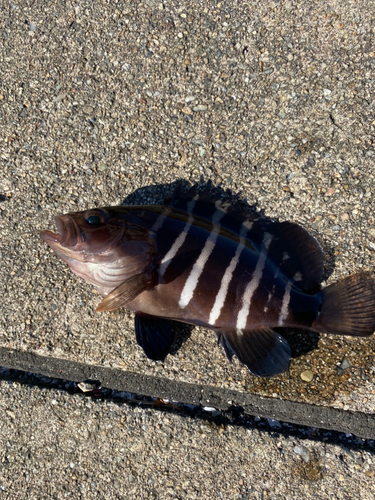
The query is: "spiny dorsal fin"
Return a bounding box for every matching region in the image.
[165,183,325,291]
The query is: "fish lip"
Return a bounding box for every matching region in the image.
[40,215,82,248]
[40,228,61,245]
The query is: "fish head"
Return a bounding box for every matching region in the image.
[40,207,155,294]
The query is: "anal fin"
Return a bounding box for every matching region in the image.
[216,328,291,377]
[96,273,149,312]
[135,313,176,360]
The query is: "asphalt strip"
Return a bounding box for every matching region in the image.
[1,346,374,440]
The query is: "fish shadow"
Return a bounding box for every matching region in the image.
[121,179,333,362]
[168,320,194,356]
[120,178,262,217]
[274,328,320,359]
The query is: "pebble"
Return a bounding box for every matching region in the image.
[301,370,314,382]
[340,359,351,371]
[323,88,332,98]
[181,106,193,116]
[83,105,94,113]
[305,156,316,168]
[77,382,97,393]
[193,105,207,112]
[294,445,310,462]
[341,213,350,221]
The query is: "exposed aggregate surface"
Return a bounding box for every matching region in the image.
[0,0,375,416]
[0,376,374,500]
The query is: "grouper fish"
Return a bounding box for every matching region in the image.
[40,184,375,377]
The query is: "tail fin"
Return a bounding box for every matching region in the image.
[315,273,375,337]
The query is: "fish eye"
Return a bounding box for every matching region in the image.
[84,209,107,226]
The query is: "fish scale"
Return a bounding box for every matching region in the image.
[40,184,375,377]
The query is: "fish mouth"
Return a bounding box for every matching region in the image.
[40,215,83,254]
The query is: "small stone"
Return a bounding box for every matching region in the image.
[185,96,195,102]
[53,93,66,103]
[294,445,310,462]
[301,370,314,382]
[83,105,94,113]
[341,213,349,221]
[324,187,334,197]
[181,106,193,116]
[323,88,332,98]
[193,104,207,112]
[305,155,316,168]
[340,358,351,371]
[77,382,97,393]
[369,242,375,250]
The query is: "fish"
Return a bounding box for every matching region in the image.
[40,184,375,377]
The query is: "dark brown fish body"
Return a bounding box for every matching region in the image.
[40,185,375,376]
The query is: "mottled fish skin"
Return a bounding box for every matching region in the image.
[40,184,375,377]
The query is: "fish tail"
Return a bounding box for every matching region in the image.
[315,273,375,337]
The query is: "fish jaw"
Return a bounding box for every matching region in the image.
[40,215,85,263]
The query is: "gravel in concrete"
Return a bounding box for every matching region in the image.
[0,377,374,500]
[0,0,374,418]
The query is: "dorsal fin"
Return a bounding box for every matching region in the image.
[267,221,325,291]
[164,183,325,291]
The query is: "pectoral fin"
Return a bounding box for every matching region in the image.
[216,327,291,377]
[96,273,150,312]
[135,313,176,360]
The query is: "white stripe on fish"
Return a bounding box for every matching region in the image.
[278,282,291,326]
[179,207,225,309]
[209,224,251,325]
[159,198,197,277]
[236,232,273,330]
